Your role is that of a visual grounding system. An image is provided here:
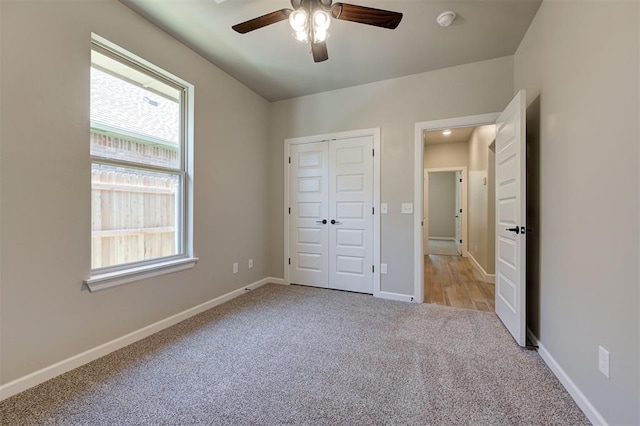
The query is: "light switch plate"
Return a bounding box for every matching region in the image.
[401,203,413,214]
[599,345,610,378]
[380,263,388,274]
[381,203,388,214]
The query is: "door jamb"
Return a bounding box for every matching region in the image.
[414,114,500,303]
[284,128,381,297]
[424,166,468,257]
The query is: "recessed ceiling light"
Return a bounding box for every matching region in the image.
[442,129,452,136]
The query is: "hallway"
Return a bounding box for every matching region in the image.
[424,255,495,312]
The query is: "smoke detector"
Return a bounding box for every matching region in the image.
[436,11,456,27]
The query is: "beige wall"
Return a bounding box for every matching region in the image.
[0,0,270,383]
[467,125,496,275]
[269,57,513,295]
[424,141,469,170]
[427,172,456,239]
[514,0,639,424]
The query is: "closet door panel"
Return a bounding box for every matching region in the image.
[289,142,329,288]
[328,137,374,293]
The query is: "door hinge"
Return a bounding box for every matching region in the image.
[288,258,291,265]
[421,221,424,226]
[459,178,462,182]
[288,207,291,214]
[459,239,462,243]
[372,207,375,215]
[459,209,462,213]
[288,156,291,164]
[372,149,375,157]
[372,265,375,273]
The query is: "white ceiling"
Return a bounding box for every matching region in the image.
[121,0,542,101]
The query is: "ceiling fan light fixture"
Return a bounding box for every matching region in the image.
[293,30,309,42]
[313,9,331,31]
[313,28,329,43]
[289,9,308,32]
[233,1,403,62]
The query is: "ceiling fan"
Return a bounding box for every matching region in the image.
[232,0,402,63]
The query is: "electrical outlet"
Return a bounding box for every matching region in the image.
[248,259,253,269]
[380,263,388,274]
[598,345,610,378]
[381,203,388,214]
[233,262,238,274]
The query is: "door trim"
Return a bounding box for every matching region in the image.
[414,114,500,303]
[284,128,381,297]
[424,166,468,258]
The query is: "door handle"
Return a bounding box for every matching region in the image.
[316,219,327,224]
[506,227,520,234]
[331,219,341,225]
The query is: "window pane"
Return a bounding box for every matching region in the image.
[91,163,182,269]
[90,130,180,169]
[90,50,181,169]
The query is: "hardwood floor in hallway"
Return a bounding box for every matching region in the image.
[424,254,495,312]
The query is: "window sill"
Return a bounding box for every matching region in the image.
[85,257,198,292]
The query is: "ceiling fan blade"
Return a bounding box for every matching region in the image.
[232,9,292,34]
[331,3,402,29]
[311,41,329,63]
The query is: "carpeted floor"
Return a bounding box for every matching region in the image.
[0,284,588,425]
[428,239,459,256]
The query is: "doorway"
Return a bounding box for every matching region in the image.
[421,124,496,312]
[423,167,467,257]
[414,90,529,347]
[413,113,500,303]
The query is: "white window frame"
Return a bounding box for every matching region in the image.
[85,34,197,292]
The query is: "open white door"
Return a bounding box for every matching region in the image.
[495,90,527,347]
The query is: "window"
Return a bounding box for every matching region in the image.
[86,35,195,291]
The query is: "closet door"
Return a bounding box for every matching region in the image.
[289,142,329,288]
[328,136,374,293]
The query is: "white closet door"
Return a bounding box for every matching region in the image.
[328,136,374,293]
[289,142,329,288]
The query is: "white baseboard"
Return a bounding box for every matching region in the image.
[428,237,455,241]
[0,277,283,402]
[467,252,495,284]
[527,328,607,426]
[375,291,415,303]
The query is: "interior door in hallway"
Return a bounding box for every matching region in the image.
[455,171,462,255]
[495,89,527,347]
[328,136,374,293]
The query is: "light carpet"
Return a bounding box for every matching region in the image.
[428,239,459,256]
[0,284,588,425]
